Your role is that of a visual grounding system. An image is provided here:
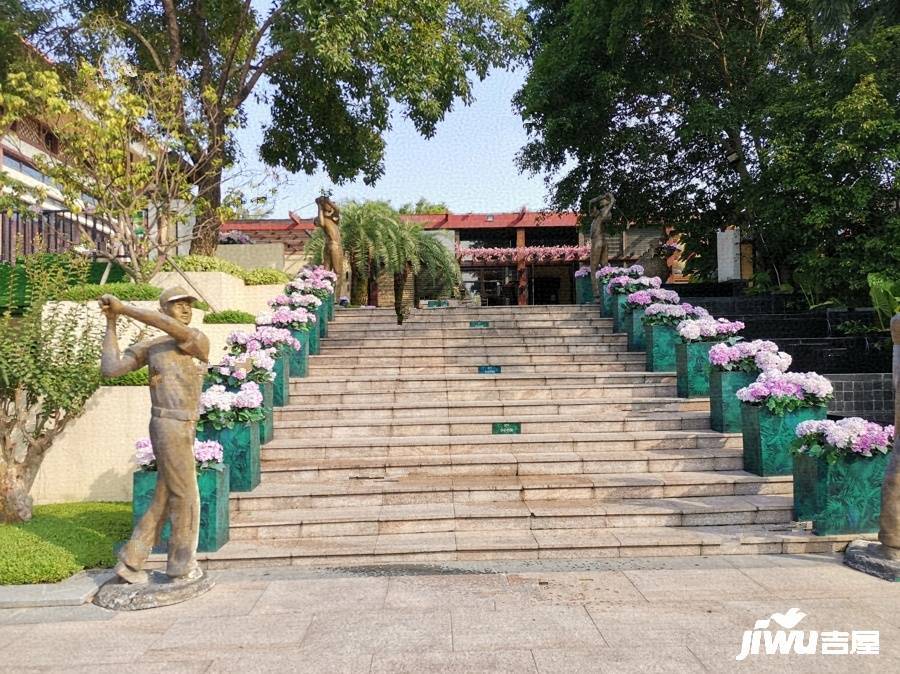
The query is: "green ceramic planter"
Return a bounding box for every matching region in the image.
[197,422,260,492]
[575,275,594,304]
[259,381,274,445]
[741,404,827,476]
[675,341,718,397]
[793,451,891,534]
[308,314,321,355]
[132,464,230,553]
[626,308,646,351]
[288,329,310,377]
[612,293,629,332]
[325,293,335,320]
[273,345,290,407]
[709,369,758,432]
[645,323,677,372]
[316,302,328,338]
[600,282,613,316]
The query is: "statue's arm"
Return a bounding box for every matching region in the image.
[100,314,142,377]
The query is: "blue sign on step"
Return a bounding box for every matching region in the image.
[478,365,501,374]
[469,321,490,328]
[492,422,521,435]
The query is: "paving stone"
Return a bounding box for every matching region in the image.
[371,649,537,673]
[0,571,114,609]
[450,605,605,651]
[251,577,388,613]
[532,646,705,674]
[383,574,507,609]
[299,608,451,653]
[208,651,372,674]
[147,613,314,654]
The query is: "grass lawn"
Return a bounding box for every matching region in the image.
[0,502,132,585]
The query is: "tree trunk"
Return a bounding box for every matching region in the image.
[394,265,410,325]
[0,461,37,524]
[368,266,380,307]
[190,161,224,256]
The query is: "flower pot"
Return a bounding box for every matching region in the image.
[316,302,328,338]
[612,294,628,332]
[600,282,613,316]
[132,464,230,553]
[259,381,274,445]
[308,313,321,355]
[741,404,827,476]
[273,346,290,407]
[575,276,593,305]
[288,329,310,377]
[793,452,891,535]
[645,324,677,372]
[675,341,717,397]
[197,422,260,491]
[709,369,758,432]
[626,308,646,351]
[326,293,335,320]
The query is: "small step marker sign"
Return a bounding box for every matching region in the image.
[492,422,521,435]
[469,320,490,328]
[478,365,501,374]
[426,300,449,308]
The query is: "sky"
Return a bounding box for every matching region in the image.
[230,66,554,221]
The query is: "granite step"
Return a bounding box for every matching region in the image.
[308,352,646,369]
[260,447,744,483]
[320,335,626,349]
[317,343,625,356]
[324,326,620,339]
[306,362,647,376]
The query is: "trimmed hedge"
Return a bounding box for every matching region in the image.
[203,309,257,324]
[163,255,289,286]
[242,268,290,286]
[101,366,149,386]
[60,283,161,302]
[0,502,132,584]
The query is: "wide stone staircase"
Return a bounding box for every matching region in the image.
[198,305,862,569]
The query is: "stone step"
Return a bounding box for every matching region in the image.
[325,326,619,339]
[271,411,712,439]
[331,308,604,323]
[277,396,701,419]
[229,495,794,540]
[308,351,645,368]
[173,525,865,569]
[290,372,674,394]
[320,335,625,349]
[262,429,738,459]
[318,343,626,356]
[307,361,647,376]
[260,447,744,483]
[230,470,785,511]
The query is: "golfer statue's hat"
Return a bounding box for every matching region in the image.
[159,286,200,308]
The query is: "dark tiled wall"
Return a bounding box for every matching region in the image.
[828,374,895,425]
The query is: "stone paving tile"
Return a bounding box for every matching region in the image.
[532,646,706,674]
[730,561,900,599]
[146,613,314,655]
[620,567,776,601]
[451,605,605,651]
[383,573,506,609]
[0,604,114,625]
[500,571,644,605]
[251,577,388,614]
[208,651,373,674]
[2,661,214,674]
[688,642,891,673]
[299,608,451,653]
[371,649,537,673]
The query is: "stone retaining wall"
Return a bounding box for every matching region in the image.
[828,373,895,425]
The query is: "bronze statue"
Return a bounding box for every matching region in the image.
[877,313,900,559]
[588,192,615,301]
[315,195,347,298]
[99,286,210,584]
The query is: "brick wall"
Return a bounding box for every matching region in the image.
[828,374,895,425]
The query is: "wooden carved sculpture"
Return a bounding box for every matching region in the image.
[588,192,615,301]
[315,196,347,298]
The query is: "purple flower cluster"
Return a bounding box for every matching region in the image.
[626,288,680,308]
[200,382,264,415]
[606,275,662,295]
[736,371,834,406]
[708,340,792,373]
[596,264,644,281]
[229,327,300,352]
[218,230,252,245]
[575,265,591,279]
[269,293,322,310]
[134,438,224,471]
[256,306,316,331]
[676,317,745,342]
[795,418,894,459]
[642,303,710,327]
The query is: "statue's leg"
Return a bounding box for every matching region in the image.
[590,242,601,301]
[155,418,201,578]
[879,449,900,558]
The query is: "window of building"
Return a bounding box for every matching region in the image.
[458,228,515,249]
[524,227,578,247]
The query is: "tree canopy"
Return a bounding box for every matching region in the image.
[29,1,526,253]
[516,0,899,301]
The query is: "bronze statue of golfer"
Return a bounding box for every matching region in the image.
[99,286,210,584]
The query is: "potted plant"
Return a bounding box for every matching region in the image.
[736,371,834,476]
[574,265,593,304]
[196,382,265,491]
[641,303,710,372]
[707,340,792,432]
[623,288,680,351]
[606,274,662,332]
[237,327,302,406]
[132,438,229,552]
[256,306,316,374]
[674,316,744,397]
[289,268,335,341]
[791,418,894,534]
[595,265,643,316]
[207,336,278,444]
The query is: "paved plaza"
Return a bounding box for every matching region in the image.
[1,553,898,673]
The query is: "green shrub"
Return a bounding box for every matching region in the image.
[0,502,132,584]
[101,366,149,386]
[59,283,162,302]
[242,268,290,286]
[203,309,257,324]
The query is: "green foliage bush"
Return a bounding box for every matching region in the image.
[203,309,257,324]
[59,282,162,302]
[0,502,132,584]
[101,366,149,386]
[241,268,290,286]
